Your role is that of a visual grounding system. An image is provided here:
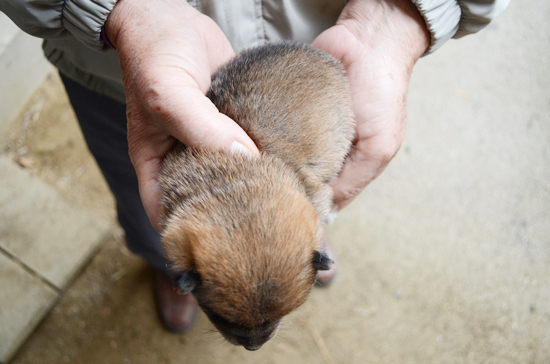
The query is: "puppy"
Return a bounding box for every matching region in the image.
[159,42,354,351]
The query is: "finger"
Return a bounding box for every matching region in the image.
[136,157,164,232]
[145,84,259,155]
[200,15,236,73]
[312,24,363,64]
[332,133,401,210]
[127,124,176,232]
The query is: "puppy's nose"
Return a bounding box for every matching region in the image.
[244,344,262,351]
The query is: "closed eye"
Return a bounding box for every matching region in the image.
[200,305,233,327]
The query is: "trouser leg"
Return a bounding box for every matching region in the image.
[59,73,171,276]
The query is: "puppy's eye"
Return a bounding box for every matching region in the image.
[204,310,232,327]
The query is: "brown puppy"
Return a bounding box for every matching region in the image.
[159,42,354,351]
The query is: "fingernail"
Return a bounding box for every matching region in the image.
[230,140,254,156]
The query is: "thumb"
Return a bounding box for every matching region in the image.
[154,84,259,155]
[129,86,259,232]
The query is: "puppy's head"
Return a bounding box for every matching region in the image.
[162,185,333,350]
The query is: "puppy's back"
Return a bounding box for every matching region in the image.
[208,42,354,218]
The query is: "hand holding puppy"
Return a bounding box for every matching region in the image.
[313,0,430,210]
[105,0,259,231]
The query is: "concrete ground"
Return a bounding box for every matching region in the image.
[4,0,549,363]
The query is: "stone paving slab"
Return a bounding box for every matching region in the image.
[0,155,112,290]
[0,252,59,363]
[0,13,53,135]
[0,155,113,362]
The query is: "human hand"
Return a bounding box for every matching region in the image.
[312,0,429,210]
[105,0,259,231]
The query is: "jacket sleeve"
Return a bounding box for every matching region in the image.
[411,0,511,53]
[0,0,117,51]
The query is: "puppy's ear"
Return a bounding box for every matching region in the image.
[174,269,200,294]
[312,250,333,271]
[163,222,200,294]
[162,220,194,272]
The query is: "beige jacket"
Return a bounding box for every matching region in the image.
[0,0,510,103]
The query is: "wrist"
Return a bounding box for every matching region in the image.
[337,0,429,70]
[105,0,169,50]
[104,0,130,49]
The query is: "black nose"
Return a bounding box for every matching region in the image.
[244,345,262,351]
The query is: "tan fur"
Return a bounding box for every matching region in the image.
[159,42,354,349]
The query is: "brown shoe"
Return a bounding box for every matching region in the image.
[316,233,339,286]
[155,273,199,333]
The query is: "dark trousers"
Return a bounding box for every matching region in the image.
[60,73,170,276]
